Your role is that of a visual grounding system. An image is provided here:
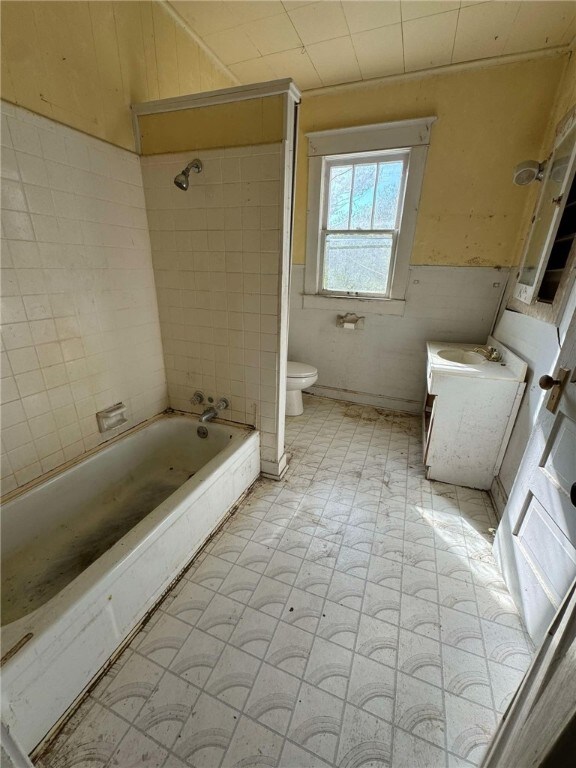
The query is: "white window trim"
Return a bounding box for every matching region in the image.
[304,118,435,311]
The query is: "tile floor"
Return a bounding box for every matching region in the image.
[38,396,534,768]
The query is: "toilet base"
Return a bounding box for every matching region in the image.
[285,390,304,416]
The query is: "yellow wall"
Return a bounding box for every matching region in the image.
[294,55,567,267]
[139,95,285,155]
[0,1,234,151]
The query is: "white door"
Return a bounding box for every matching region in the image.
[495,308,576,644]
[481,578,576,768]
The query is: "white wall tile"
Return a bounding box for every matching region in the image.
[0,102,168,494]
[141,145,283,452]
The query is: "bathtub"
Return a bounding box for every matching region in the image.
[0,413,260,754]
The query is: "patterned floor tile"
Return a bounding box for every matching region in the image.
[227,605,278,659]
[265,621,315,677]
[336,703,393,767]
[398,628,442,687]
[288,682,344,763]
[133,671,200,750]
[445,693,496,764]
[392,727,447,768]
[95,653,164,722]
[394,672,446,749]
[304,636,352,699]
[347,653,395,722]
[108,726,168,767]
[204,645,260,709]
[172,692,237,766]
[244,662,300,734]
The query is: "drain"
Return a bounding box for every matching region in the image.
[197,426,208,439]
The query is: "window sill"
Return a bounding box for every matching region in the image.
[301,293,406,316]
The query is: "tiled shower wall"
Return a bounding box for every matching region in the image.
[0,102,167,494]
[140,145,282,466]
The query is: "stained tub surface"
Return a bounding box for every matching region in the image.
[2,415,233,626]
[0,413,260,755]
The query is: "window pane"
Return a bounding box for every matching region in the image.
[374,161,403,229]
[327,165,352,229]
[350,163,377,229]
[323,233,392,294]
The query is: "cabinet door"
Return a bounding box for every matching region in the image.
[514,119,576,305]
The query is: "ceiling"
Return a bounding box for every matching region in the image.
[169,0,576,90]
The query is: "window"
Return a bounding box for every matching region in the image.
[321,151,407,296]
[304,118,435,312]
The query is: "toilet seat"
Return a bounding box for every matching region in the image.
[287,361,317,378]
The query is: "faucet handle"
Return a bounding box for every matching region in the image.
[487,346,503,361]
[216,397,230,410]
[191,391,205,405]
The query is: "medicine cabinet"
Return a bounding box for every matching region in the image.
[510,109,576,324]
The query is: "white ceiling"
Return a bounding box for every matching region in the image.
[169,0,576,90]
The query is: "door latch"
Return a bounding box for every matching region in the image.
[539,368,570,413]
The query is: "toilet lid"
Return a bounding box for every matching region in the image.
[287,361,317,378]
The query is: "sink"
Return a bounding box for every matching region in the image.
[437,348,486,365]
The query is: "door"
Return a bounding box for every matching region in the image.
[481,577,576,768]
[494,308,576,644]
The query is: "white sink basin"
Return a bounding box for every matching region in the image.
[437,348,486,365]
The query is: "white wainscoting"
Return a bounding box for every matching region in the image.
[288,264,509,413]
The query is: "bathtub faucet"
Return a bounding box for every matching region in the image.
[199,398,230,423]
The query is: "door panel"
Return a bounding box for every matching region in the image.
[541,413,576,496]
[515,493,576,607]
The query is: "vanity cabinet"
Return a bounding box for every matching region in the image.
[424,338,527,490]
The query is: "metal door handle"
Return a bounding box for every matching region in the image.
[539,375,561,390]
[540,368,570,414]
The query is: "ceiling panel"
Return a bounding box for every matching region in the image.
[352,23,404,79]
[288,1,349,45]
[307,35,362,85]
[452,2,521,63]
[401,0,460,22]
[403,9,459,72]
[342,1,401,34]
[245,13,302,55]
[169,0,576,91]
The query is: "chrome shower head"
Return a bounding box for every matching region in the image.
[174,159,202,190]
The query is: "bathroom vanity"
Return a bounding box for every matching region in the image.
[423,338,527,489]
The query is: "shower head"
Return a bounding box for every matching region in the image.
[174,159,203,190]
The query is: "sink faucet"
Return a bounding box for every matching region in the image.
[473,345,502,362]
[198,398,230,423]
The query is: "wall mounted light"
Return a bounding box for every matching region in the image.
[512,159,546,186]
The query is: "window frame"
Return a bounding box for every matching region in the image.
[318,149,409,299]
[304,118,435,312]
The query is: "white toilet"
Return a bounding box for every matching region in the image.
[286,361,318,416]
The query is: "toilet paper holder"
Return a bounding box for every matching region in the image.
[337,312,364,329]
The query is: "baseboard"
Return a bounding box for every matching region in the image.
[490,475,508,521]
[306,384,421,414]
[260,452,289,481]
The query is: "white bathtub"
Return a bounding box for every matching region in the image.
[0,413,260,755]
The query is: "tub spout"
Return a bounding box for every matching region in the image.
[199,407,218,423]
[198,398,229,423]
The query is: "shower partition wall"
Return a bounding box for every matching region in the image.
[133,80,300,478]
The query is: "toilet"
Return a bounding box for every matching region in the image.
[286,361,318,416]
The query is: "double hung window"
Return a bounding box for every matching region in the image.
[304,118,435,309]
[320,151,408,297]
